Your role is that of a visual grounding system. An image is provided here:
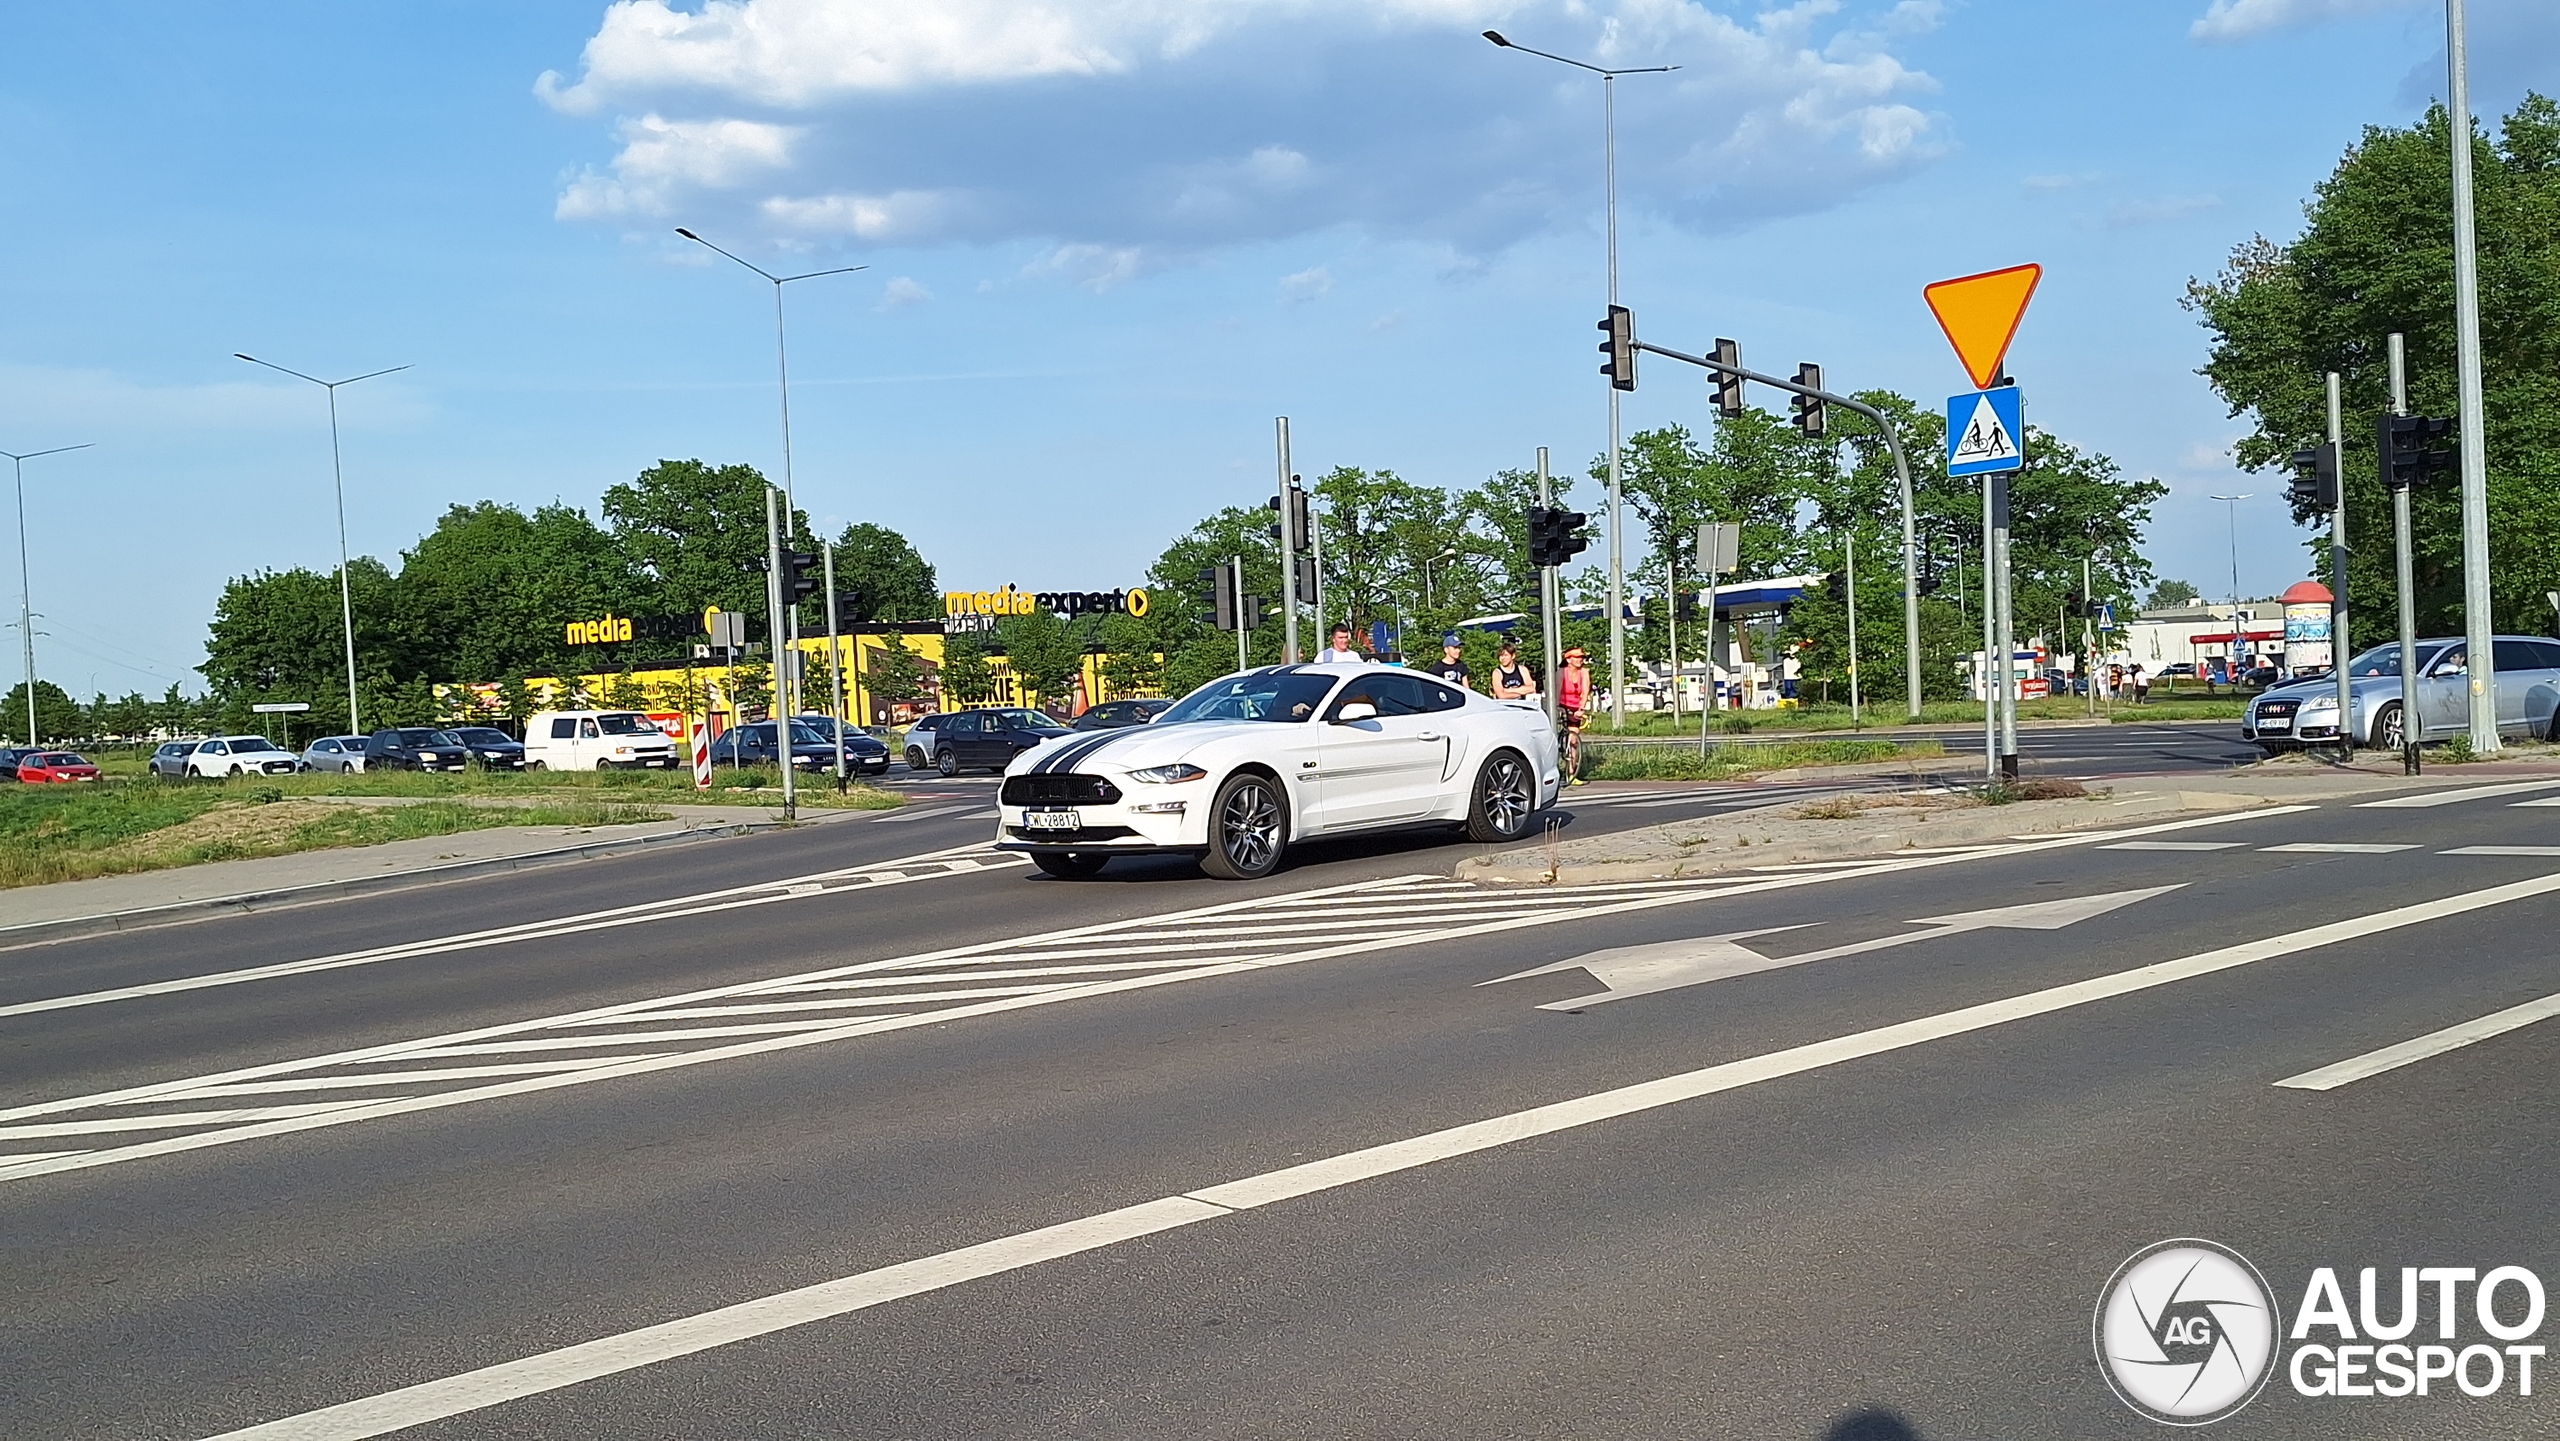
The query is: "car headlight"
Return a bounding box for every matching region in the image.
[1128,763,1207,784]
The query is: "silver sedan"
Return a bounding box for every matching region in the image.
[2244,636,2560,750]
[299,735,369,773]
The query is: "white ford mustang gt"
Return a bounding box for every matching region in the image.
[995,664,1561,880]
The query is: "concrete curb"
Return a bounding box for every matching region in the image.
[0,819,789,952]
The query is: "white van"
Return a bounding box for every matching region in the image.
[523,711,679,771]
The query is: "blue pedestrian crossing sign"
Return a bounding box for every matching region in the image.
[1945,386,2024,476]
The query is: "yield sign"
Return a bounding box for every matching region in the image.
[1924,263,2042,391]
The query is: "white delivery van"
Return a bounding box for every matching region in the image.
[523,711,680,771]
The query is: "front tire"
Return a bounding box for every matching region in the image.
[2372,702,2406,751]
[1198,771,1286,880]
[1032,853,1108,879]
[596,759,614,771]
[1465,749,1537,844]
[936,749,958,777]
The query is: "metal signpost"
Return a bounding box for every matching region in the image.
[1538,447,1562,724]
[1276,418,1298,664]
[822,541,846,786]
[251,700,310,751]
[2388,333,2422,775]
[764,487,794,820]
[2326,371,2354,754]
[1696,520,1737,757]
[1947,383,2026,778]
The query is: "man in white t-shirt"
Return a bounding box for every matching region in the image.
[1315,623,1363,664]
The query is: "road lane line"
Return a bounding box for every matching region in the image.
[198,865,2560,1441]
[2259,843,2421,853]
[2099,841,2244,851]
[2444,846,2560,856]
[2275,992,2560,1090]
[2357,778,2560,807]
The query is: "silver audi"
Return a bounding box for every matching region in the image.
[2244,636,2560,751]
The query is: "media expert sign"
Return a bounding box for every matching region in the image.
[2094,1240,2548,1425]
[943,586,1149,633]
[563,612,700,647]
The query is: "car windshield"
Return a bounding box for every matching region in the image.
[597,714,658,735]
[37,754,82,766]
[454,728,512,744]
[785,723,832,747]
[396,729,458,746]
[2338,643,2442,679]
[231,737,283,753]
[1158,671,1341,725]
[990,709,1067,732]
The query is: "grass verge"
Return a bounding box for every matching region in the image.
[1579,737,1939,782]
[1590,695,2244,737]
[0,785,672,890]
[69,757,902,810]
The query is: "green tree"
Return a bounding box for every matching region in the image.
[868,633,928,716]
[2,680,82,744]
[495,675,538,733]
[2146,579,2201,608]
[829,522,942,623]
[1096,612,1165,699]
[940,633,997,706]
[200,559,401,733]
[996,608,1085,710]
[2186,93,2560,633]
[604,671,652,711]
[602,459,806,621]
[396,501,635,681]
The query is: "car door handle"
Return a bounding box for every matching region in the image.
[1417,732,1439,741]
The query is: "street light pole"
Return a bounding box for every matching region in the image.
[2210,493,2252,685]
[234,356,408,737]
[3,444,91,745]
[1485,30,1676,733]
[2442,0,2498,752]
[1424,547,1457,610]
[676,229,865,720]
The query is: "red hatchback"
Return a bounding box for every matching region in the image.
[17,752,99,783]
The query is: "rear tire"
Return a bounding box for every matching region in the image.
[905,747,927,770]
[1465,749,1537,844]
[2372,702,2406,751]
[1032,853,1108,879]
[1198,771,1286,880]
[528,760,546,771]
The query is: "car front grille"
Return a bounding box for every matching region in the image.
[260,760,297,774]
[1005,825,1139,844]
[1001,774,1124,806]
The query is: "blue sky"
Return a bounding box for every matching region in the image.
[3,0,2555,698]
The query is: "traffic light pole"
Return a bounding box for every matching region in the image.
[1538,446,1561,725]
[2446,0,2497,754]
[822,540,845,786]
[2326,371,2354,755]
[1276,417,1298,664]
[1991,472,2019,779]
[765,486,794,819]
[1233,556,1248,672]
[2389,333,2420,776]
[1631,339,1923,722]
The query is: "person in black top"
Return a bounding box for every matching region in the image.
[1428,632,1470,688]
[1490,636,1539,702]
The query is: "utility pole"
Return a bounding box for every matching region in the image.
[1538,447,1561,724]
[2327,371,2354,753]
[2085,556,2097,719]
[822,540,845,786]
[1233,555,1248,672]
[2444,0,2497,752]
[765,486,794,819]
[1665,552,1678,723]
[2389,333,2421,775]
[1276,417,1298,664]
[1991,471,2019,779]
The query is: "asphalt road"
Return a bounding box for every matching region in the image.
[10,740,2551,1439]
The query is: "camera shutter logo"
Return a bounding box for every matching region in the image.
[2094,1239,2281,1424]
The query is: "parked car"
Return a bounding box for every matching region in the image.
[932,708,1072,776]
[0,747,25,781]
[447,725,527,770]
[148,739,202,779]
[1071,699,1171,732]
[2240,665,2283,690]
[363,728,473,773]
[2162,662,2196,679]
[786,716,892,777]
[299,735,369,773]
[995,664,1558,880]
[900,712,953,771]
[522,710,678,770]
[15,751,98,783]
[185,734,302,778]
[2244,635,2560,752]
[705,720,840,772]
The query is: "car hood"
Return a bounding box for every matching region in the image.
[1011,718,1292,775]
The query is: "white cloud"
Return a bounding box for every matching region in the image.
[2021,172,2101,192]
[875,276,934,309]
[1278,265,1332,303]
[2189,0,2416,44]
[555,114,799,219]
[2096,194,2223,228]
[540,1,1950,265]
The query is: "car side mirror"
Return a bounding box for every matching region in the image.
[1332,702,1378,724]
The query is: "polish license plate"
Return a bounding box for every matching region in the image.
[1024,809,1080,830]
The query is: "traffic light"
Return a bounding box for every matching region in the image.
[1598,305,1636,391]
[831,588,867,626]
[1916,573,1943,598]
[1822,571,1847,604]
[1711,338,1745,419]
[1198,561,1255,632]
[1266,483,1312,553]
[2379,414,2456,490]
[781,550,821,603]
[2065,590,2089,617]
[1526,506,1591,568]
[2286,442,2341,513]
[1293,555,1319,604]
[1791,363,1826,439]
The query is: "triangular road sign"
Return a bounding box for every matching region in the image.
[1924,263,2042,390]
[1951,393,2019,466]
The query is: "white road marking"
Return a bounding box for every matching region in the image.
[2276,991,2560,1090]
[0,842,1022,1021]
[0,804,2317,1185]
[2100,841,2245,851]
[2444,846,2560,856]
[2259,843,2421,854]
[197,867,2560,1441]
[867,804,972,824]
[2357,778,2560,807]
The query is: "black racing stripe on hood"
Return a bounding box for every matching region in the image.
[1033,731,1124,774]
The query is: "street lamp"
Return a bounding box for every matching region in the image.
[3,443,91,745]
[674,228,864,717]
[234,356,407,736]
[1423,547,1458,609]
[1485,29,1676,732]
[2210,493,2251,677]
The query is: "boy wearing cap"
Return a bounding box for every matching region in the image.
[1428,633,1470,688]
[1558,648,1591,785]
